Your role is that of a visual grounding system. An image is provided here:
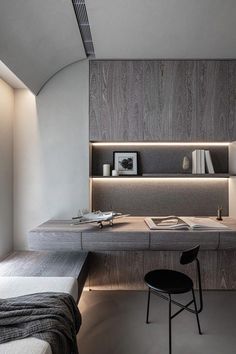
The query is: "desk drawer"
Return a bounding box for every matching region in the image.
[28,231,82,251]
[82,232,149,251]
[150,231,219,250]
[219,231,236,249]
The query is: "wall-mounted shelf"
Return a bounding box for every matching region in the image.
[91,142,230,146]
[91,142,230,215]
[92,174,231,179]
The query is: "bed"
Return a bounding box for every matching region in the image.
[0,276,79,354]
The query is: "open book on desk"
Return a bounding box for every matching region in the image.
[145,216,229,230]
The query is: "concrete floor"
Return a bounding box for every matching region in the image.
[78,290,236,354]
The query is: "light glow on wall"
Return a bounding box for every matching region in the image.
[92,142,230,147]
[92,177,228,182]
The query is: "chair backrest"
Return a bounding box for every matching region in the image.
[180,245,203,313]
[180,245,200,265]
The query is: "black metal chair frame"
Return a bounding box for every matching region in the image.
[145,245,203,354]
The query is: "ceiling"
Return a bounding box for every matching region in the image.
[0,0,86,94]
[0,60,26,89]
[1,0,236,94]
[86,0,236,59]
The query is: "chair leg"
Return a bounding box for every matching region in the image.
[192,289,202,335]
[169,294,172,354]
[146,288,151,324]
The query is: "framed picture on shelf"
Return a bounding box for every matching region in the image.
[113,151,138,175]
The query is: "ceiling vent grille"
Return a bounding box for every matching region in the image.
[72,0,95,58]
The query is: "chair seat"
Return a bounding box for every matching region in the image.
[144,269,193,294]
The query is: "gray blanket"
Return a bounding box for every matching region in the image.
[0,292,81,354]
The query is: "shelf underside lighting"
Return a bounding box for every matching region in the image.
[92,142,230,147]
[92,177,228,181]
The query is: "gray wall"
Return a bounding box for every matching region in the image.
[92,178,228,216]
[14,60,89,249]
[0,79,14,258]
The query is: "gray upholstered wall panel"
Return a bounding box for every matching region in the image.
[92,179,228,216]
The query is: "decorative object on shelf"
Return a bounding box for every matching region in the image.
[216,206,223,221]
[103,164,110,176]
[113,151,138,175]
[182,156,190,172]
[112,169,119,176]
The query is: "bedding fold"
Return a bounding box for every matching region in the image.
[0,292,81,354]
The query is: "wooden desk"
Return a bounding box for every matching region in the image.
[28,217,236,290]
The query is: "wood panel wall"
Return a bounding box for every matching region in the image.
[90,60,236,142]
[86,250,236,290]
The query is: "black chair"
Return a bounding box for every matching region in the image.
[144,245,203,354]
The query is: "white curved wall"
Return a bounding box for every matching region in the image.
[14,60,89,249]
[0,0,85,94]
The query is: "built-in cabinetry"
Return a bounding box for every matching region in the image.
[28,217,236,290]
[89,60,236,215]
[91,142,230,216]
[90,60,236,142]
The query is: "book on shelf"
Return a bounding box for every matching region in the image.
[200,150,205,174]
[192,150,202,173]
[205,150,215,173]
[145,216,229,230]
[192,150,197,174]
[192,149,214,174]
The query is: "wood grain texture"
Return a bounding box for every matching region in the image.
[90,61,144,141]
[228,61,236,141]
[28,231,82,251]
[196,61,217,141]
[150,231,219,250]
[82,232,149,251]
[219,232,236,249]
[143,61,174,140]
[87,250,234,290]
[0,251,88,278]
[89,60,236,142]
[171,61,196,141]
[0,251,90,300]
[88,251,145,290]
[217,250,236,289]
[29,217,236,252]
[196,61,230,141]
[90,61,103,140]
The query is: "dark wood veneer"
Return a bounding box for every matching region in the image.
[90,60,236,142]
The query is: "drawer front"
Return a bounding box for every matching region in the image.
[150,231,219,250]
[82,232,149,251]
[219,232,236,249]
[28,231,82,251]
